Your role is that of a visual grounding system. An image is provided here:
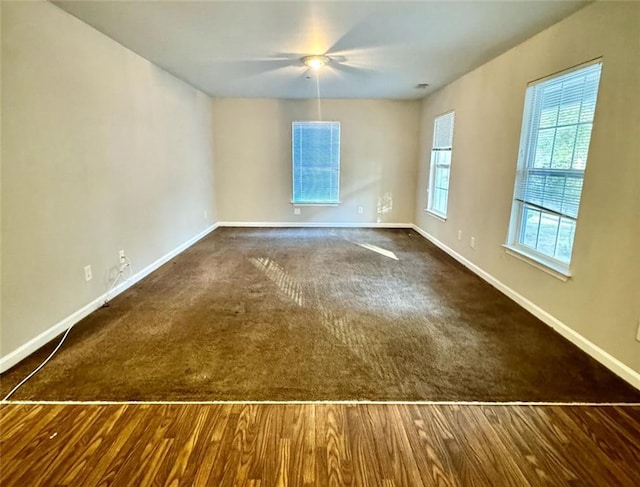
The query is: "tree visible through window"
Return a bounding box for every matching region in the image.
[507,61,602,273]
[292,121,340,204]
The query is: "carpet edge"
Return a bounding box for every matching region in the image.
[411,224,640,392]
[0,223,220,373]
[217,221,414,228]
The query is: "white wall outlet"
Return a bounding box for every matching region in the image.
[119,249,126,261]
[457,230,462,241]
[636,319,640,342]
[84,265,92,282]
[204,210,208,220]
[470,237,476,249]
[358,206,364,214]
[294,208,301,215]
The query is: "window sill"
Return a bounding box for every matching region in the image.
[424,209,447,222]
[291,202,340,207]
[503,244,571,282]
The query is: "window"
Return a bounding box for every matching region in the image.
[292,121,340,204]
[507,61,602,275]
[426,111,455,218]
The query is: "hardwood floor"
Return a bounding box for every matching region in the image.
[1,403,639,486]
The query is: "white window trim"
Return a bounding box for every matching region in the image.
[291,202,340,207]
[503,245,571,281]
[505,59,602,279]
[424,208,447,222]
[426,110,455,219]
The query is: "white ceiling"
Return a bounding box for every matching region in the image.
[53,0,588,100]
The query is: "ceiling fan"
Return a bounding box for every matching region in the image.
[212,49,377,85]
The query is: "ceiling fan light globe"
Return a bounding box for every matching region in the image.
[302,55,330,70]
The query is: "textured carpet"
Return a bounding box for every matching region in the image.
[2,228,638,402]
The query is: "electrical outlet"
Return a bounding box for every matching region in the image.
[636,319,640,342]
[204,210,208,220]
[358,206,364,214]
[470,237,476,249]
[84,265,92,282]
[294,208,301,215]
[457,230,462,241]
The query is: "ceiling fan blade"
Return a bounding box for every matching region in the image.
[213,58,294,74]
[326,7,422,56]
[327,54,347,64]
[329,62,378,77]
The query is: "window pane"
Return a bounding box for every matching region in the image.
[432,189,440,212]
[433,113,454,148]
[551,125,577,169]
[561,177,583,218]
[440,189,448,214]
[432,188,445,214]
[437,190,444,213]
[521,207,541,248]
[557,78,584,125]
[539,85,561,127]
[523,173,545,206]
[541,174,566,213]
[435,150,451,166]
[533,128,555,168]
[579,71,600,122]
[435,166,450,190]
[572,124,592,169]
[555,218,576,263]
[537,212,560,256]
[298,168,337,202]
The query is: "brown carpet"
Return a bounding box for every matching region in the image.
[2,228,639,402]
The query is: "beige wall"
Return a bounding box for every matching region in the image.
[1,1,216,356]
[2,0,637,379]
[0,1,4,345]
[212,98,420,224]
[415,1,640,372]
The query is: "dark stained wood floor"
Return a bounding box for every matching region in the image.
[1,403,639,486]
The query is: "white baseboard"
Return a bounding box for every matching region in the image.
[0,223,219,373]
[5,221,637,392]
[411,224,640,390]
[217,221,413,228]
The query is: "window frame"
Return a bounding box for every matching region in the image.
[505,59,603,278]
[426,111,455,220]
[291,121,341,206]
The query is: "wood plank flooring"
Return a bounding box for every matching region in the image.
[1,403,639,486]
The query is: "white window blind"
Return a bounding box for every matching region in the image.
[508,61,602,271]
[292,121,340,204]
[427,112,455,217]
